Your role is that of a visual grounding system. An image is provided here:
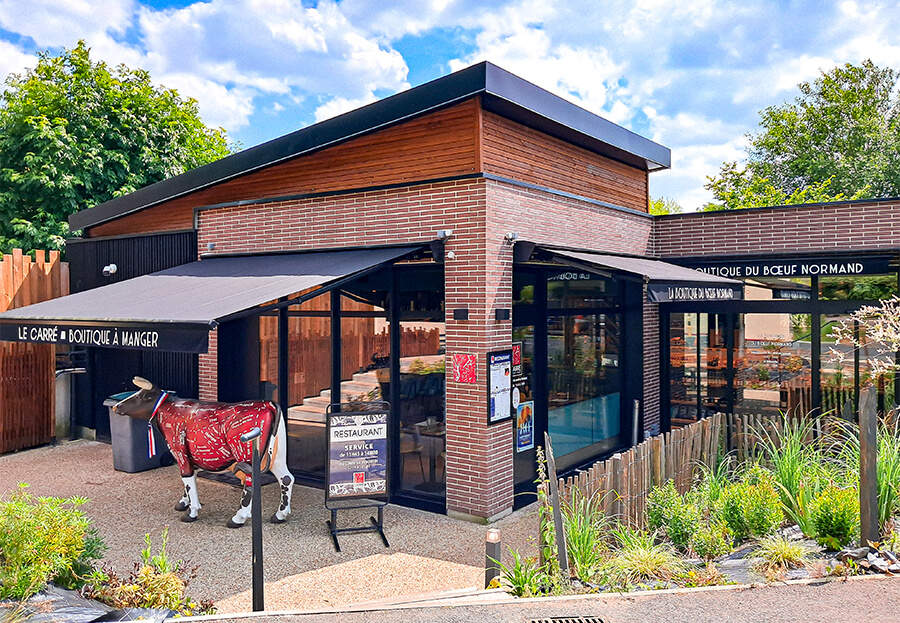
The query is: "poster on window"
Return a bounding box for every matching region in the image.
[516,400,534,452]
[488,350,512,424]
[326,408,389,501]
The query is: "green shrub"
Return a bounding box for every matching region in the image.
[690,520,732,560]
[646,480,699,551]
[721,483,751,541]
[721,466,783,542]
[84,527,215,616]
[0,484,105,599]
[810,485,859,550]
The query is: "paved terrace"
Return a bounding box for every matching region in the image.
[0,440,538,613]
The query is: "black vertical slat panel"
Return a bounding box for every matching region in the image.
[66,231,199,437]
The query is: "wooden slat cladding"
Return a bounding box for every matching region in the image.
[481,111,649,212]
[0,249,68,453]
[89,100,482,238]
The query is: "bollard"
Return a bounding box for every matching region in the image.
[485,529,501,588]
[240,427,264,612]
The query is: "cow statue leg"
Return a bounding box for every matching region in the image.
[226,477,253,529]
[268,416,294,523]
[178,474,202,522]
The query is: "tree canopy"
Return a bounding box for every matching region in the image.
[0,41,232,253]
[704,60,900,211]
[648,196,683,215]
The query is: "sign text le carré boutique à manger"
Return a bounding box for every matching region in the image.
[0,322,209,353]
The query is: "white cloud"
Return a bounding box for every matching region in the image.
[1,0,898,209]
[0,40,36,86]
[0,0,135,47]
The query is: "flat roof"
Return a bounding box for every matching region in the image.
[70,62,670,232]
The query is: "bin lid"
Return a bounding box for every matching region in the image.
[103,391,136,407]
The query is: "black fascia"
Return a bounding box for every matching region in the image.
[480,63,670,171]
[70,62,669,232]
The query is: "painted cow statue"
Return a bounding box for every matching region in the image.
[112,377,294,528]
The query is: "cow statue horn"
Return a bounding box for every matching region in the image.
[133,376,154,390]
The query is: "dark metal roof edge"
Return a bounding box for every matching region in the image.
[482,63,670,170]
[654,196,900,219]
[71,61,669,231]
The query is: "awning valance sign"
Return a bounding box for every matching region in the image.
[0,246,421,353]
[539,247,744,302]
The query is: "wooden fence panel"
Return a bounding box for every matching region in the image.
[0,250,68,453]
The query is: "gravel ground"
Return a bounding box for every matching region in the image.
[0,440,538,613]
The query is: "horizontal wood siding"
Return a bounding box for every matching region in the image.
[88,100,482,238]
[481,111,649,212]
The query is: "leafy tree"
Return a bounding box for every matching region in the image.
[705,60,900,210]
[0,41,232,253]
[648,196,683,215]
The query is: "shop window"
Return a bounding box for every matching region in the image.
[259,295,333,478]
[734,313,812,417]
[820,314,896,416]
[513,270,537,306]
[547,271,621,309]
[819,274,898,301]
[547,313,621,468]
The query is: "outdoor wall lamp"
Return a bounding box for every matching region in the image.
[101,263,117,277]
[504,232,519,244]
[436,229,453,241]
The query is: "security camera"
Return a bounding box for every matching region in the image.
[102,263,117,277]
[504,232,519,243]
[436,229,453,241]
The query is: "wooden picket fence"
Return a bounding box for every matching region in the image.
[552,413,726,528]
[546,406,860,535]
[0,249,68,453]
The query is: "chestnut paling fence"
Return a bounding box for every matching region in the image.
[0,250,69,453]
[546,411,822,529]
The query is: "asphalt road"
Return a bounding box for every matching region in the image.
[199,575,897,623]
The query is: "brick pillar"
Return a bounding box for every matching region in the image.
[198,329,218,401]
[443,227,515,523]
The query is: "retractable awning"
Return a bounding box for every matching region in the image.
[0,246,421,353]
[537,247,744,302]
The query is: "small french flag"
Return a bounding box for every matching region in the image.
[148,423,157,459]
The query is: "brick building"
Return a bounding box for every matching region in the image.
[2,62,898,522]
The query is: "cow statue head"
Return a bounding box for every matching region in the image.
[112,376,164,420]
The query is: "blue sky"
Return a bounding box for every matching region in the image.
[2,0,898,210]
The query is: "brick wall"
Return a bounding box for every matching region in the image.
[199,330,217,401]
[654,199,900,258]
[195,176,661,519]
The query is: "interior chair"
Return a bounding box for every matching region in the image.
[399,427,426,482]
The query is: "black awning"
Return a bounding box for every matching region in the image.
[0,246,421,353]
[538,247,744,302]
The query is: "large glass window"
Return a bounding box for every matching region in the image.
[548,313,621,467]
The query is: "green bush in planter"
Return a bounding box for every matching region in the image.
[690,519,732,561]
[810,485,859,550]
[646,480,699,551]
[0,484,105,599]
[721,465,783,541]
